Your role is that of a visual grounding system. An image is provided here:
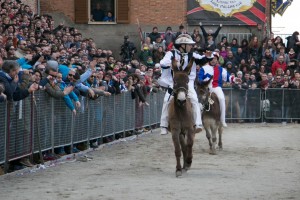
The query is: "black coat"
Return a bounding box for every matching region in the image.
[0,72,30,101]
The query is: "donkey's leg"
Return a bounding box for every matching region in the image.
[205,126,212,151]
[185,128,195,170]
[210,124,218,155]
[218,126,223,150]
[171,130,182,177]
[179,132,187,170]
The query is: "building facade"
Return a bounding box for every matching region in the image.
[39,0,272,55]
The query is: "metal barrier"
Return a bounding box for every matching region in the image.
[264,88,300,121]
[0,101,6,165]
[33,92,53,153]
[7,98,32,161]
[1,88,300,168]
[224,88,262,121]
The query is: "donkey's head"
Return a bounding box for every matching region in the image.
[197,76,213,106]
[172,57,194,106]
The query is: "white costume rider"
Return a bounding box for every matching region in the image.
[198,52,236,127]
[158,34,206,135]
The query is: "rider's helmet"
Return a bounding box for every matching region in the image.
[175,34,195,45]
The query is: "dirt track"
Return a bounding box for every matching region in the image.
[1,123,300,200]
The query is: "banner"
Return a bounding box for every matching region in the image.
[187,0,267,26]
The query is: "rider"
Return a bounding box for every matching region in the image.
[198,52,238,127]
[158,34,207,135]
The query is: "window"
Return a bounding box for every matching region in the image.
[89,0,116,24]
[74,0,129,24]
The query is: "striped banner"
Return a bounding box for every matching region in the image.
[187,0,266,26]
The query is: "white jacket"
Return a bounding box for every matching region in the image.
[158,49,205,88]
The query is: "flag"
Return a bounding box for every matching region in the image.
[277,0,293,16]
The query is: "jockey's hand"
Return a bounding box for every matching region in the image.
[199,102,203,112]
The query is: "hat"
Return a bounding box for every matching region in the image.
[289,49,295,54]
[237,71,243,76]
[46,60,58,71]
[154,63,161,68]
[226,61,232,66]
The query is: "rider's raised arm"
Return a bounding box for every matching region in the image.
[192,52,205,60]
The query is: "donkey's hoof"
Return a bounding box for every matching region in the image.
[184,162,192,170]
[176,169,182,177]
[209,149,217,155]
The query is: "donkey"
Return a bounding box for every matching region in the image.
[168,57,196,177]
[197,77,223,155]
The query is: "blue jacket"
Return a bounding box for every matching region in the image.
[59,81,79,111]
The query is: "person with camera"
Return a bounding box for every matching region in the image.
[120,35,136,64]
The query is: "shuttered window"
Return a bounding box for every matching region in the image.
[117,0,129,24]
[74,0,129,24]
[74,0,88,24]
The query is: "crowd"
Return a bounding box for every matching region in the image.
[1,0,299,171]
[0,0,161,170]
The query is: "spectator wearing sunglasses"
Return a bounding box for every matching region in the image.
[41,60,74,98]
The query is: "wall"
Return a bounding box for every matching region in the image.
[39,0,271,59]
[22,0,37,13]
[40,0,75,21]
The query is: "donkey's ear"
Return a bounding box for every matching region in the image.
[171,57,179,73]
[183,57,194,74]
[198,75,213,87]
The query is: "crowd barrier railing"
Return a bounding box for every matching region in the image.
[224,88,300,121]
[0,91,164,166]
[1,88,300,167]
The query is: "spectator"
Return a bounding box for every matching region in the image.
[103,11,114,22]
[175,24,188,38]
[240,39,250,61]
[286,31,300,55]
[217,36,228,50]
[148,27,160,44]
[274,46,290,65]
[162,26,176,48]
[0,60,39,101]
[0,82,6,102]
[248,36,261,61]
[199,22,222,43]
[230,38,239,55]
[91,3,105,22]
[271,55,287,76]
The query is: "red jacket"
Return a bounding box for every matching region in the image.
[271,60,287,75]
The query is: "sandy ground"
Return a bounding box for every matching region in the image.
[1,123,300,200]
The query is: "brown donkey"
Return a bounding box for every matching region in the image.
[197,77,223,155]
[168,57,195,177]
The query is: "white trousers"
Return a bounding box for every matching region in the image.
[210,86,226,124]
[160,84,202,128]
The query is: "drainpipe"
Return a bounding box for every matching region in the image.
[37,0,40,15]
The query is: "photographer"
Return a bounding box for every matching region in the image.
[120,35,136,64]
